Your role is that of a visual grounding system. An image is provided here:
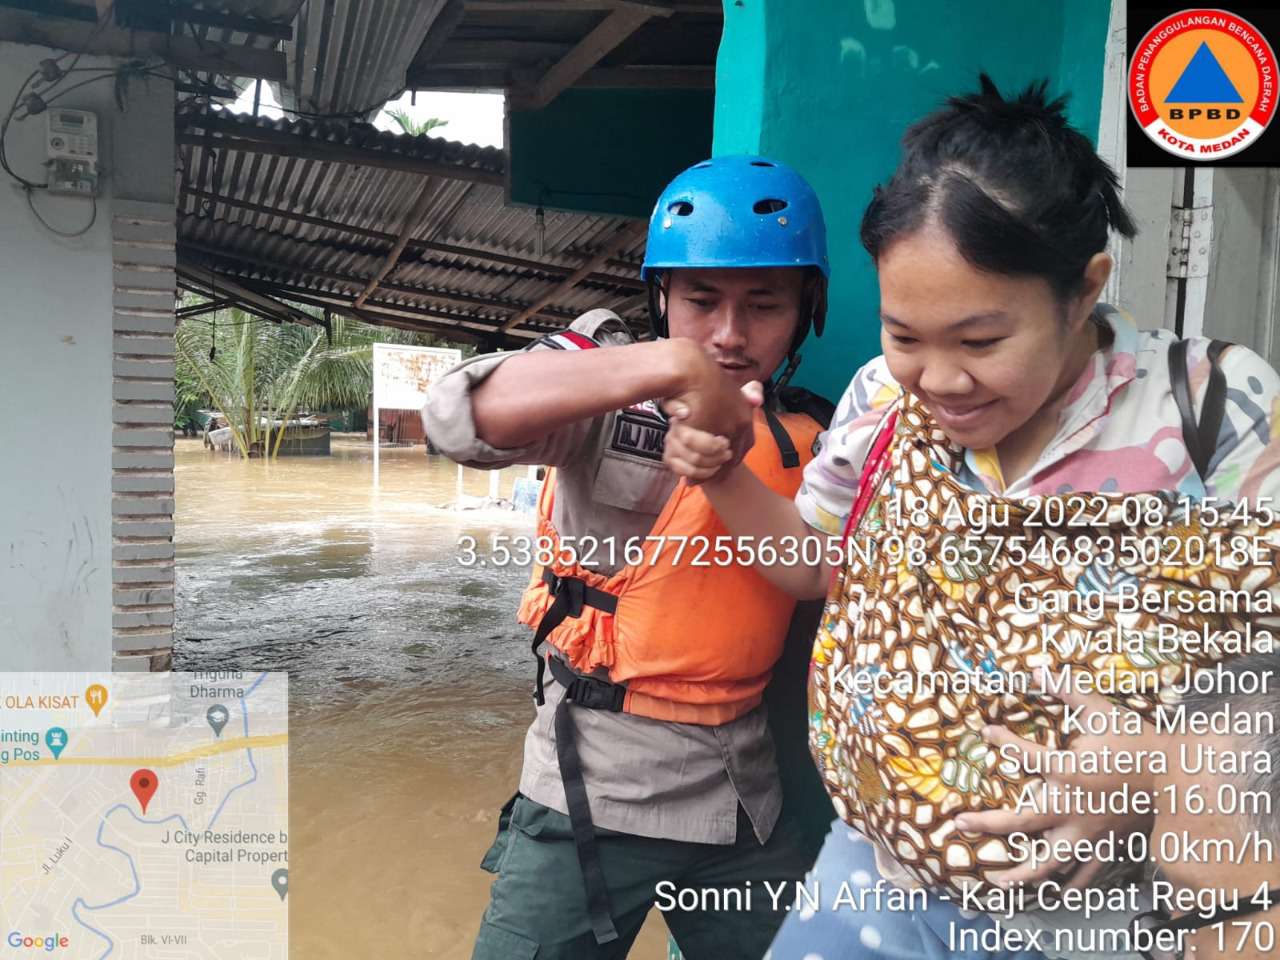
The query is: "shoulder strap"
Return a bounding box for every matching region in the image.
[775,385,837,429]
[762,408,800,469]
[1168,338,1231,481]
[763,385,835,469]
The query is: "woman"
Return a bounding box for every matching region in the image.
[663,76,1280,960]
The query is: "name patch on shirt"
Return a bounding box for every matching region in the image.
[611,410,667,462]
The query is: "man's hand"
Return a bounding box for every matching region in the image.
[664,378,765,484]
[662,343,761,472]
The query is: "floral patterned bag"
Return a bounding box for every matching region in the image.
[808,392,1279,894]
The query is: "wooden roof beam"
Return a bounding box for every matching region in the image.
[230,276,542,344]
[353,178,445,309]
[176,265,322,327]
[176,296,240,319]
[176,271,524,344]
[512,4,671,110]
[168,4,294,42]
[407,64,711,92]
[0,10,286,81]
[178,187,643,288]
[177,284,297,328]
[501,219,645,332]
[178,240,581,323]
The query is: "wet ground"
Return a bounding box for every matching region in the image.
[173,436,668,958]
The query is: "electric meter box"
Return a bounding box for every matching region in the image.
[46,109,98,160]
[45,109,99,196]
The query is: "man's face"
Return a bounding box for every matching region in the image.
[664,267,805,389]
[1149,731,1280,958]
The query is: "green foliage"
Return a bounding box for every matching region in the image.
[385,109,449,137]
[174,302,450,459]
[174,358,207,434]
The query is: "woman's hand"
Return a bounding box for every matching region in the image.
[664,420,733,484]
[955,668,1160,889]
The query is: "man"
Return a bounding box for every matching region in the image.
[423,156,834,959]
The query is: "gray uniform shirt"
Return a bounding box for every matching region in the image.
[422,309,782,845]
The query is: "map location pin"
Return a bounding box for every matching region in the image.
[85,684,108,717]
[206,705,229,738]
[271,868,288,901]
[131,769,159,814]
[45,727,67,760]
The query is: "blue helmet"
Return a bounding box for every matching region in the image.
[641,155,829,345]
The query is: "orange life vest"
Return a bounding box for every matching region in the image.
[516,407,821,725]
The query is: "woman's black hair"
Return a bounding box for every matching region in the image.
[860,74,1138,302]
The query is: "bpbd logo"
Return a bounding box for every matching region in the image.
[1129,8,1275,159]
[6,931,70,951]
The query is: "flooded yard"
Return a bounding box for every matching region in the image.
[173,436,668,958]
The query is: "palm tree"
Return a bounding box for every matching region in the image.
[386,109,448,137]
[175,308,376,459]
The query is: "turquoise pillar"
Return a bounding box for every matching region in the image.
[713,0,1112,402]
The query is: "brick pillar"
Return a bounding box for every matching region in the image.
[111,199,176,671]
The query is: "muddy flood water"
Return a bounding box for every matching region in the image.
[173,436,669,958]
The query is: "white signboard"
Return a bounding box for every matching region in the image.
[372,343,461,484]
[373,343,462,410]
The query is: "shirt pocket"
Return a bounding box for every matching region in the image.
[592,448,673,515]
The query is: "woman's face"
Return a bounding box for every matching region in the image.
[876,223,1095,451]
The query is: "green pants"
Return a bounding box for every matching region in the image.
[472,794,813,960]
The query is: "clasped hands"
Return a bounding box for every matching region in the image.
[661,348,760,485]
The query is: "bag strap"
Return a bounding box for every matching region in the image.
[840,408,899,545]
[1168,338,1231,482]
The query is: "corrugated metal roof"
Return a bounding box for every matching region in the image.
[177,107,647,345]
[276,0,451,118]
[168,1,441,117]
[143,0,301,52]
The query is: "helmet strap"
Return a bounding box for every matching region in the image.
[646,273,670,340]
[773,351,802,391]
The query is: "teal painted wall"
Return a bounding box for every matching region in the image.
[509,89,714,219]
[713,0,1112,403]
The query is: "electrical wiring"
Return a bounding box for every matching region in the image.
[26,188,97,238]
[0,0,134,193]
[1,68,43,188]
[51,2,116,87]
[5,63,139,239]
[1,50,165,239]
[37,68,140,111]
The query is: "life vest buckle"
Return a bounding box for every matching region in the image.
[548,655,627,713]
[543,570,587,617]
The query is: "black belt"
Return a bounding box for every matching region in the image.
[530,571,624,945]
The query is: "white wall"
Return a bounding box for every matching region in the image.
[0,41,119,669]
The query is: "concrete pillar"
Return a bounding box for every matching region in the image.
[712,0,1112,403]
[0,40,175,671]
